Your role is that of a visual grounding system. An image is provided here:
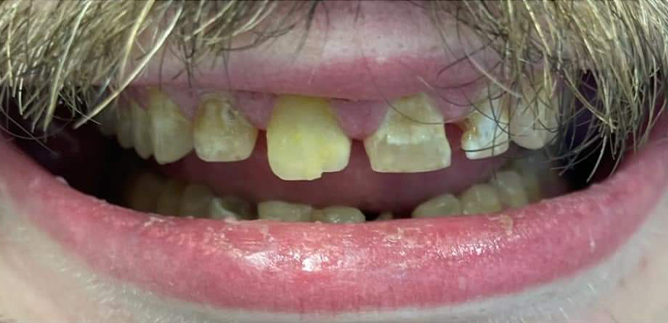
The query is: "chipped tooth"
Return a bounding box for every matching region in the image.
[179,184,215,217]
[194,93,258,162]
[123,172,165,213]
[376,212,394,221]
[258,200,314,222]
[148,88,193,164]
[209,196,253,220]
[267,95,351,181]
[459,184,503,215]
[412,194,462,218]
[131,102,153,159]
[96,107,118,136]
[364,94,451,173]
[461,95,510,160]
[313,206,365,224]
[510,84,559,149]
[489,170,529,209]
[116,107,134,149]
[156,179,186,216]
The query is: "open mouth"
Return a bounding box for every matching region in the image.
[1,1,668,321]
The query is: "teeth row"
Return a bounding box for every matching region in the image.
[99,86,557,180]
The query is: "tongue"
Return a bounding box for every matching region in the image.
[161,133,509,214]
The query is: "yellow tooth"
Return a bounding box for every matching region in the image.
[148,88,193,164]
[510,84,558,149]
[179,184,214,217]
[364,94,451,173]
[267,95,351,181]
[412,194,462,218]
[194,93,258,162]
[155,179,186,216]
[123,172,165,213]
[313,206,365,224]
[116,106,134,149]
[459,184,503,215]
[461,95,510,160]
[131,102,153,159]
[209,196,253,220]
[96,107,118,136]
[489,170,529,209]
[376,212,394,221]
[258,200,314,222]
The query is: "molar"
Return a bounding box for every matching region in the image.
[179,184,215,217]
[258,200,314,222]
[148,88,194,165]
[209,196,254,220]
[489,170,530,209]
[364,93,452,173]
[461,94,510,160]
[156,179,186,216]
[123,172,165,213]
[459,184,503,215]
[194,93,258,162]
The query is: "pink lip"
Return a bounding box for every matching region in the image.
[1,123,667,313]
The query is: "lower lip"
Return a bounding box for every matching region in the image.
[1,128,667,314]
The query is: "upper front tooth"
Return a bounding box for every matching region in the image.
[267,95,351,181]
[131,102,154,159]
[194,93,258,162]
[509,84,559,150]
[312,206,365,223]
[148,88,194,165]
[461,94,510,160]
[258,200,314,222]
[364,94,451,173]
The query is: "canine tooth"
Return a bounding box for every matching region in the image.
[179,184,215,217]
[461,96,510,160]
[258,200,314,222]
[412,194,462,218]
[489,171,529,209]
[459,184,503,215]
[364,94,451,173]
[313,206,365,224]
[155,179,186,216]
[148,88,193,164]
[116,107,134,149]
[194,93,258,162]
[509,84,559,150]
[131,102,153,159]
[123,172,165,213]
[96,107,118,136]
[209,196,253,220]
[267,95,351,181]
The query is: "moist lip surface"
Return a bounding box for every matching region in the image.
[1,120,666,313]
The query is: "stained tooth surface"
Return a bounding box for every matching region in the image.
[96,107,118,136]
[461,95,510,160]
[209,196,253,220]
[156,179,186,216]
[490,170,529,209]
[412,194,462,218]
[123,172,165,213]
[194,93,258,162]
[131,102,154,159]
[148,88,194,165]
[376,212,394,221]
[459,184,503,215]
[313,206,365,224]
[267,95,351,181]
[364,94,451,173]
[509,84,559,150]
[179,184,215,217]
[258,200,314,222]
[116,106,134,149]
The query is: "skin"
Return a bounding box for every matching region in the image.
[1,1,667,322]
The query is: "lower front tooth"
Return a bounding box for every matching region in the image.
[179,184,215,217]
[459,184,503,215]
[123,172,165,213]
[258,200,314,222]
[412,194,462,218]
[148,88,194,165]
[156,179,186,215]
[313,206,365,223]
[131,102,153,159]
[267,95,351,181]
[209,196,253,220]
[489,170,529,209]
[364,94,451,173]
[461,95,510,160]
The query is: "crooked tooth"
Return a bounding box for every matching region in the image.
[489,170,529,209]
[461,95,510,160]
[364,94,451,173]
[459,184,503,215]
[148,88,193,164]
[412,194,462,218]
[96,107,118,136]
[209,196,253,220]
[258,200,313,222]
[116,106,134,149]
[131,102,154,159]
[156,179,186,216]
[509,84,559,149]
[123,172,165,213]
[267,95,351,181]
[194,93,258,162]
[179,184,214,217]
[313,206,365,224]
